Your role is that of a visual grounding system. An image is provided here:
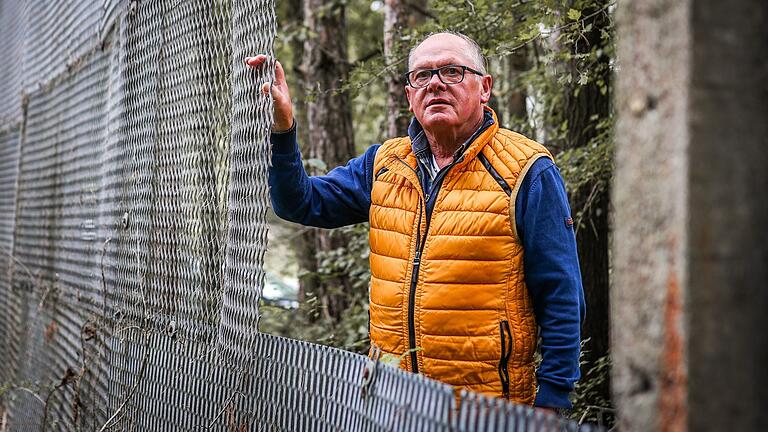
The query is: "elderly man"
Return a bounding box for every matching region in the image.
[245,32,585,412]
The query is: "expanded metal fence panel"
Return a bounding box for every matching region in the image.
[0,127,21,387]
[454,391,605,432]
[98,332,457,431]
[218,0,276,364]
[0,1,604,431]
[243,335,455,431]
[113,0,235,347]
[22,1,102,90]
[0,0,25,125]
[9,42,111,431]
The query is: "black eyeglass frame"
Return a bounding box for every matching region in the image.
[403,64,485,89]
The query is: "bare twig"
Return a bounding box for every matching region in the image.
[100,237,112,320]
[69,321,97,428]
[578,404,616,425]
[464,0,476,14]
[405,1,437,20]
[40,367,77,432]
[352,48,383,64]
[0,248,48,310]
[0,246,35,282]
[37,274,59,311]
[97,330,150,432]
[574,180,601,236]
[206,390,245,429]
[6,386,46,406]
[308,56,407,98]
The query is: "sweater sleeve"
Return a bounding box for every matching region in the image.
[269,123,378,228]
[515,157,586,409]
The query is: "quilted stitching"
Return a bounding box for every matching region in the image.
[367,116,550,404]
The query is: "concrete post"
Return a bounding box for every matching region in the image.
[613,0,768,430]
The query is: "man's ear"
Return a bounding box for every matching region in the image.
[405,85,414,112]
[480,75,493,104]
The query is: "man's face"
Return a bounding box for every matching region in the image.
[405,34,492,134]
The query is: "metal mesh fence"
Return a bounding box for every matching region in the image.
[0,126,21,389]
[0,1,603,431]
[0,0,25,126]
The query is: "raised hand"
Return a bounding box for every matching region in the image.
[244,55,294,132]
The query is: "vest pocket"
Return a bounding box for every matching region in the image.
[375,167,389,179]
[498,320,513,398]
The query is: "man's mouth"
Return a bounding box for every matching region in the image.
[427,99,451,107]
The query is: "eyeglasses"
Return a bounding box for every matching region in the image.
[403,65,485,89]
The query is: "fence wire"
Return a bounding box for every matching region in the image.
[0,1,602,431]
[0,0,25,127]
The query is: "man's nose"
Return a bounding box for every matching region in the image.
[426,72,446,91]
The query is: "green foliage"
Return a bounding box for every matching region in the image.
[557,117,614,229]
[260,224,371,353]
[259,293,370,353]
[315,223,371,292]
[274,0,387,149]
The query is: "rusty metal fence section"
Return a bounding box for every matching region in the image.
[0,1,602,431]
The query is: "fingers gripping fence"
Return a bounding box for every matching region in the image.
[0,1,603,431]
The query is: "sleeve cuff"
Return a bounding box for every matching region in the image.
[534,380,573,409]
[270,120,299,155]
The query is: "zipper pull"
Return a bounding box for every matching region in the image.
[411,251,421,284]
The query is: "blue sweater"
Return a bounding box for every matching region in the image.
[269,120,585,409]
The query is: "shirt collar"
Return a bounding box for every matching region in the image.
[408,109,496,163]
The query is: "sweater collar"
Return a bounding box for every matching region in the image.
[407,107,497,165]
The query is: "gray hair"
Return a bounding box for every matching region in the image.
[407,31,487,74]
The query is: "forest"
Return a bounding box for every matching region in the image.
[258,0,615,424]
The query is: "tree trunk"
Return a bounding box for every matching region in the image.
[562,0,612,408]
[302,0,356,321]
[383,0,428,138]
[504,47,530,135]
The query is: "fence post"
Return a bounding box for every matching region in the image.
[613,0,768,430]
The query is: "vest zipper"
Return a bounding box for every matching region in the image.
[498,320,513,398]
[394,156,457,374]
[408,248,421,373]
[394,157,425,374]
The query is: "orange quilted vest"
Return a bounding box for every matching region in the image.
[368,109,553,404]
